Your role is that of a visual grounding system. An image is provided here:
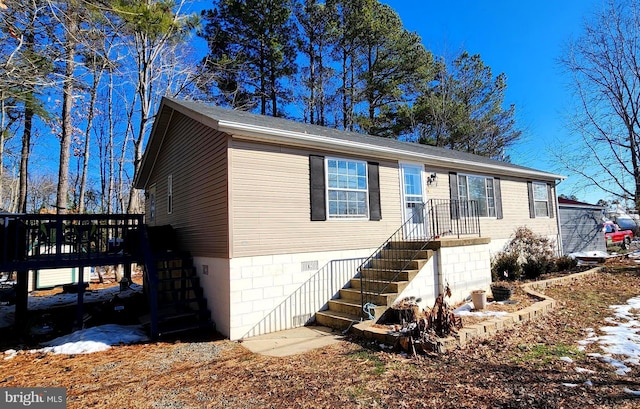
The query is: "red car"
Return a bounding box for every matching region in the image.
[604,221,633,249]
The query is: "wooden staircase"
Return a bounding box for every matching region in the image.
[141,253,215,338]
[315,241,433,330]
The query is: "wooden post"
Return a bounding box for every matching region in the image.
[14,270,29,332]
[124,261,132,282]
[76,266,84,329]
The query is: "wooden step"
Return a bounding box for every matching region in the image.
[315,310,361,331]
[339,288,396,306]
[350,278,408,293]
[158,275,200,284]
[327,299,387,320]
[359,268,418,282]
[387,240,430,250]
[327,299,366,316]
[156,296,207,311]
[369,258,428,270]
[379,249,433,260]
[157,267,198,280]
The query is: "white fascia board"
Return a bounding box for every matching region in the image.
[217,120,566,182]
[559,203,604,210]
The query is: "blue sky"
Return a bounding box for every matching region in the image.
[190,0,603,202]
[379,0,602,202]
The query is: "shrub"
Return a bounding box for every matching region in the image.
[522,256,552,280]
[503,226,556,265]
[491,251,521,281]
[492,226,557,282]
[554,255,578,272]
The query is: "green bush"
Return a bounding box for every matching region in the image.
[554,255,577,272]
[522,256,552,280]
[491,251,521,281]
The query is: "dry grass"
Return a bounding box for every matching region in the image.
[2,267,640,408]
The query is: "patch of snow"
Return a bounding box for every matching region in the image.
[575,367,595,374]
[624,388,640,396]
[559,356,573,363]
[37,324,148,355]
[562,383,578,387]
[578,296,640,376]
[598,355,631,375]
[569,251,609,259]
[3,349,17,360]
[453,302,508,318]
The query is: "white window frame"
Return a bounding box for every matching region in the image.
[167,174,173,215]
[458,174,496,218]
[532,182,549,217]
[325,157,369,219]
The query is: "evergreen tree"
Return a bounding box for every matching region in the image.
[333,0,433,136]
[294,0,338,126]
[414,51,521,160]
[199,0,298,116]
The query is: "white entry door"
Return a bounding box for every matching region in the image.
[400,163,427,239]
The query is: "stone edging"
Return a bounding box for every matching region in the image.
[352,267,602,353]
[456,267,601,349]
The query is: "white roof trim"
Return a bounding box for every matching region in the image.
[217,120,566,181]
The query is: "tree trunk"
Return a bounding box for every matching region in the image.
[56,10,77,215]
[78,67,100,214]
[18,102,34,213]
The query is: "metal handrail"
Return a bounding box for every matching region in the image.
[358,202,432,316]
[358,199,481,319]
[242,257,367,338]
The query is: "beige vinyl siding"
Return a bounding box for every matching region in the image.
[418,167,558,241]
[421,169,450,201]
[228,140,402,258]
[147,111,229,258]
[484,176,559,238]
[425,167,558,241]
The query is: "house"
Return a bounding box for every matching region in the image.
[558,198,606,254]
[134,97,565,340]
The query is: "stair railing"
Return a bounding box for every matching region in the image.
[241,257,367,338]
[358,202,433,317]
[358,199,481,319]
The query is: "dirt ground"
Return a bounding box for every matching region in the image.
[2,263,640,408]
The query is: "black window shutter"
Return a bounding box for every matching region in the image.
[547,183,555,218]
[494,177,503,219]
[527,181,535,218]
[449,172,459,220]
[309,155,326,221]
[368,162,381,221]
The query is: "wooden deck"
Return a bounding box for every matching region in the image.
[0,214,146,330]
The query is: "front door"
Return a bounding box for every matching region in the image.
[400,163,427,239]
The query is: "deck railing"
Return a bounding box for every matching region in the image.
[0,214,144,271]
[358,199,480,317]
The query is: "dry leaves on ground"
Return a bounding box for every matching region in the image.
[2,266,640,408]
